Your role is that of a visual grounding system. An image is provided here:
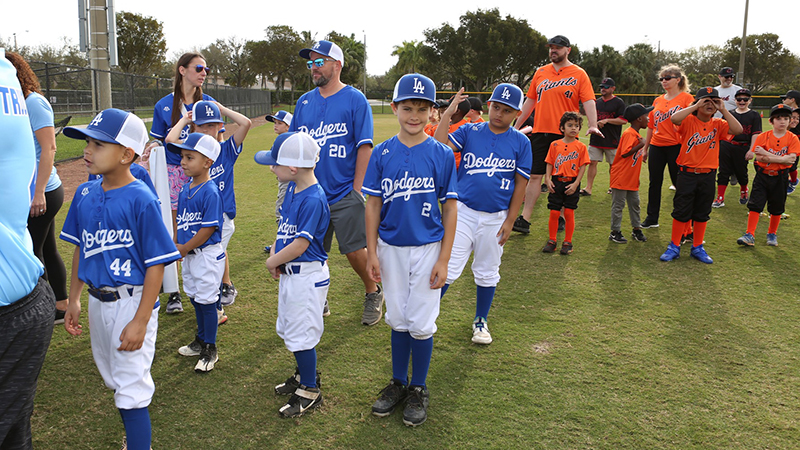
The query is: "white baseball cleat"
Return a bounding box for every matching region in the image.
[471,318,492,345]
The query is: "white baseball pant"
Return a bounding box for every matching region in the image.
[182,242,226,305]
[277,261,330,352]
[446,201,506,287]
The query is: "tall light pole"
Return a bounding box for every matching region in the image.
[738,0,749,83]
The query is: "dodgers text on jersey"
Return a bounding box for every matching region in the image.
[461,152,516,177]
[380,172,436,203]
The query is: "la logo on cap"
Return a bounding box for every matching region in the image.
[412,77,425,94]
[501,87,511,100]
[90,112,104,127]
[313,42,321,49]
[205,105,215,116]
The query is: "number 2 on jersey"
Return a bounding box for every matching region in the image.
[329,144,346,158]
[421,202,432,217]
[110,258,132,277]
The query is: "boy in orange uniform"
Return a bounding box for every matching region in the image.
[542,111,590,255]
[736,104,800,246]
[608,104,652,244]
[660,87,742,263]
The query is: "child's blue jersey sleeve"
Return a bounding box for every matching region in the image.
[176,180,223,248]
[208,137,242,218]
[275,183,330,262]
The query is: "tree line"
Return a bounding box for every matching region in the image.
[4,8,798,100]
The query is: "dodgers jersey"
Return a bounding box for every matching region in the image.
[275,183,330,262]
[449,122,532,213]
[176,179,223,248]
[89,163,157,197]
[208,136,242,218]
[289,85,374,204]
[150,93,218,166]
[60,179,181,288]
[362,136,458,247]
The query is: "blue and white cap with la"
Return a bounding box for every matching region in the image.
[488,83,524,111]
[254,132,320,168]
[192,101,223,125]
[166,132,221,162]
[299,40,345,66]
[392,73,437,105]
[266,110,293,126]
[63,108,148,155]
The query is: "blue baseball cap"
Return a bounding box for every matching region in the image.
[166,132,221,162]
[192,101,223,125]
[266,110,293,126]
[254,132,320,168]
[63,108,148,155]
[488,83,524,111]
[299,40,345,67]
[392,73,437,105]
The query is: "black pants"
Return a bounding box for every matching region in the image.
[718,141,750,187]
[748,171,789,215]
[26,185,67,300]
[646,144,680,221]
[547,178,580,210]
[672,170,715,223]
[0,278,55,450]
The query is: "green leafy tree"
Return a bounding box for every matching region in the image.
[721,33,798,92]
[581,45,624,86]
[115,11,167,76]
[678,45,724,89]
[326,31,365,89]
[249,25,305,103]
[203,37,256,88]
[392,41,424,73]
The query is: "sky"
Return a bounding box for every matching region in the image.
[4,0,797,77]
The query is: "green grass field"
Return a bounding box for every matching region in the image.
[35,115,800,449]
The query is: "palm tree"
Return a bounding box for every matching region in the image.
[392,41,424,73]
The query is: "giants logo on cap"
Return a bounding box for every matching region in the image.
[412,77,425,94]
[705,88,713,94]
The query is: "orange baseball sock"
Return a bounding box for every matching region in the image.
[564,208,575,242]
[671,219,686,246]
[746,211,760,234]
[692,221,707,247]
[548,210,560,241]
[768,215,781,234]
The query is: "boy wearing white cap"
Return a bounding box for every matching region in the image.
[255,132,330,418]
[266,110,294,222]
[61,109,181,450]
[167,133,226,373]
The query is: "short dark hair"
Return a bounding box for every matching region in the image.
[394,98,435,108]
[560,111,582,130]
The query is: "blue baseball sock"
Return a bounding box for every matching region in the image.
[190,298,205,342]
[391,330,412,385]
[200,302,218,344]
[475,285,496,320]
[440,283,450,298]
[119,407,151,450]
[409,336,433,388]
[294,348,317,388]
[215,297,223,311]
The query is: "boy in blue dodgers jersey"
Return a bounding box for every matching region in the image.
[255,132,331,418]
[166,100,251,310]
[266,110,293,222]
[167,133,225,372]
[60,109,181,450]
[292,40,383,325]
[434,84,531,345]
[88,150,157,196]
[366,74,458,427]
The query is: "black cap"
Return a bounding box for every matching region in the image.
[695,87,720,100]
[780,90,800,101]
[467,97,483,112]
[599,78,615,88]
[623,103,654,122]
[770,103,793,117]
[735,88,751,98]
[546,35,571,47]
[719,67,735,77]
[439,99,470,114]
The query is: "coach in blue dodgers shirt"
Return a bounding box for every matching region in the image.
[0,48,56,450]
[291,40,384,325]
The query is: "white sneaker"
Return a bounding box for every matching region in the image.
[471,318,493,345]
[217,308,228,325]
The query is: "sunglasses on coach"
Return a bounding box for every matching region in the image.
[194,64,211,74]
[306,58,336,69]
[658,76,677,81]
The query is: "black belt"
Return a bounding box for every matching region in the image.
[88,285,134,302]
[278,261,325,275]
[679,166,714,174]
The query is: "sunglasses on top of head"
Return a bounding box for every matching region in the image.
[193,64,210,74]
[306,58,336,69]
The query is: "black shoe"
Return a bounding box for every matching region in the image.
[194,343,218,373]
[402,385,430,427]
[512,215,530,234]
[54,308,66,325]
[558,216,566,232]
[609,230,627,244]
[279,384,323,418]
[632,229,647,242]
[542,239,557,253]
[275,368,321,395]
[372,379,408,417]
[640,217,659,229]
[560,241,573,255]
[681,233,694,245]
[541,183,549,193]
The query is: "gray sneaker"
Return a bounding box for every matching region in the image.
[402,385,430,427]
[220,283,237,306]
[362,285,384,326]
[178,336,204,356]
[165,292,183,314]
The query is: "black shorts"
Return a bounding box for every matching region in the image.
[671,169,715,223]
[547,178,580,210]
[530,133,562,175]
[748,170,789,215]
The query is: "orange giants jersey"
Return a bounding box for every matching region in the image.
[526,64,595,135]
[609,127,645,191]
[449,118,469,168]
[675,115,730,169]
[545,139,590,178]
[648,92,694,147]
[753,130,800,171]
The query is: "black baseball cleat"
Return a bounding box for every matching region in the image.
[512,215,530,234]
[278,384,323,418]
[372,379,408,417]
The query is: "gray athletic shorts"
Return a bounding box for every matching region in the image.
[588,145,616,163]
[324,189,367,254]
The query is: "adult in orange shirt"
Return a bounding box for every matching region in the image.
[512,35,602,235]
[659,87,742,264]
[608,104,652,244]
[641,65,694,229]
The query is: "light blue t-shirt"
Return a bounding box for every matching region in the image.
[26,92,61,192]
[0,55,45,306]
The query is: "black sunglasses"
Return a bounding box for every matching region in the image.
[735,97,750,102]
[659,76,677,81]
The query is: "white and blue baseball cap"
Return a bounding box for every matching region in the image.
[488,83,524,111]
[192,101,223,125]
[63,108,148,155]
[266,110,293,126]
[166,132,221,162]
[392,73,437,105]
[299,40,345,67]
[254,132,320,168]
